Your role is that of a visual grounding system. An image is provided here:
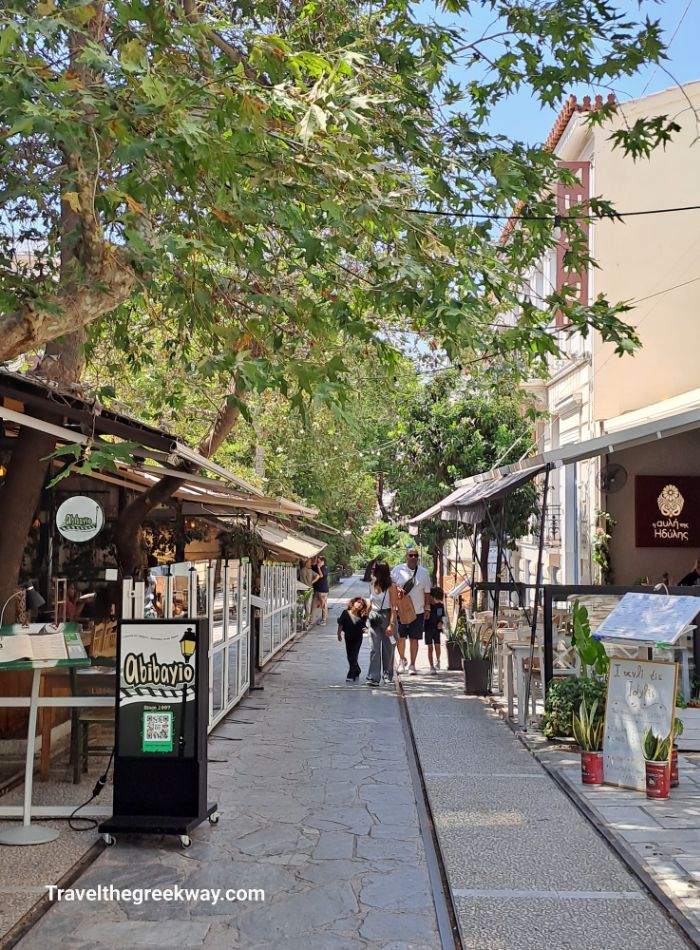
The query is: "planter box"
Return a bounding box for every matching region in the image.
[462,658,490,695]
[445,642,463,671]
[676,707,700,751]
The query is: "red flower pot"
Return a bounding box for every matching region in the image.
[645,760,671,799]
[671,746,679,788]
[581,751,604,785]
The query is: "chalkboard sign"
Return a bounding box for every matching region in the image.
[603,657,677,791]
[594,592,699,646]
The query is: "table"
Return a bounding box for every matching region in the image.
[0,624,112,845]
[505,640,545,727]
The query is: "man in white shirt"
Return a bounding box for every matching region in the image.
[391,548,431,675]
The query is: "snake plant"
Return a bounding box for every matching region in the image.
[642,727,671,762]
[572,699,604,752]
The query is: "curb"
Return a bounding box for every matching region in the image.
[395,674,462,950]
[1,839,105,950]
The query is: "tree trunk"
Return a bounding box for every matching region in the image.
[0,428,58,623]
[114,375,246,573]
[376,473,390,521]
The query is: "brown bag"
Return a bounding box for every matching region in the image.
[396,593,417,625]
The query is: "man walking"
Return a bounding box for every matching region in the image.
[311,555,330,626]
[391,548,431,675]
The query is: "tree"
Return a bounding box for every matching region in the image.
[0,0,671,586]
[384,369,537,582]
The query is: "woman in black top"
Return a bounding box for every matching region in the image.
[337,597,369,682]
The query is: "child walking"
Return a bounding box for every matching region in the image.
[425,586,445,674]
[337,597,369,682]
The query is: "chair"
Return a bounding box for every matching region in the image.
[71,623,117,783]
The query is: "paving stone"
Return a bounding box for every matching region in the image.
[359,909,438,943]
[312,831,355,860]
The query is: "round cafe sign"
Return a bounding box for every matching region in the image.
[56,496,105,543]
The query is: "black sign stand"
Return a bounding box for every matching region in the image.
[99,618,218,848]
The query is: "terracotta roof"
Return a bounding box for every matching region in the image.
[499,93,616,243]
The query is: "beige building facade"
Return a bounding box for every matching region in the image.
[513,80,700,590]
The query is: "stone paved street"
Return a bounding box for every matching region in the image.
[13,576,696,949]
[16,579,441,950]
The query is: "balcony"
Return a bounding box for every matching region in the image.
[545,505,562,547]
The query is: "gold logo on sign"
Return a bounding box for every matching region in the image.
[657,484,684,518]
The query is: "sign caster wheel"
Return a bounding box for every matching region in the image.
[179,835,192,849]
[103,834,116,847]
[208,812,220,825]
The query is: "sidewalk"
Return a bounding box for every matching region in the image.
[15,578,442,949]
[11,575,693,949]
[399,656,692,949]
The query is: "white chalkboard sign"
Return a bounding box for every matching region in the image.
[603,658,677,791]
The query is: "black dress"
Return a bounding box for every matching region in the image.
[338,609,366,680]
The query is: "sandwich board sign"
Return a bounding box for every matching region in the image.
[100,618,216,843]
[603,657,677,792]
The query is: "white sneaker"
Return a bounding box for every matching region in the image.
[435,658,441,671]
[408,664,417,675]
[429,666,437,675]
[398,658,407,673]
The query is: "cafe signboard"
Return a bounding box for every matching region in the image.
[635,476,700,547]
[55,496,105,542]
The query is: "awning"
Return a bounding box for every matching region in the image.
[256,523,326,560]
[409,466,546,525]
[454,404,700,487]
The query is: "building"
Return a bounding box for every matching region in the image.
[510,80,700,589]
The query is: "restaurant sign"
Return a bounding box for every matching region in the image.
[635,476,700,547]
[55,496,105,542]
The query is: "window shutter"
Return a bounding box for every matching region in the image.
[555,161,590,327]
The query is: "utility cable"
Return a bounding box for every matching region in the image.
[68,746,115,831]
[405,203,700,222]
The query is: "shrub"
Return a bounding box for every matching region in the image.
[541,677,607,739]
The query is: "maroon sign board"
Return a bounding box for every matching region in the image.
[635,476,700,547]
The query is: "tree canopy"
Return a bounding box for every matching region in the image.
[0,0,671,390]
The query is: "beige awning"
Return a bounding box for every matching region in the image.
[256,523,326,560]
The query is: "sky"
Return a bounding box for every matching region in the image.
[415,0,700,145]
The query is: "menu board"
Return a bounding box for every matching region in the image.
[603,657,677,791]
[594,592,699,646]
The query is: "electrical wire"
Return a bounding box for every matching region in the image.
[405,203,700,222]
[68,746,115,831]
[640,0,696,97]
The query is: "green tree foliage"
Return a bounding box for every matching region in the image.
[384,369,537,556]
[357,523,415,570]
[0,0,670,382]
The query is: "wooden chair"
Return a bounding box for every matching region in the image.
[71,666,115,784]
[71,622,117,784]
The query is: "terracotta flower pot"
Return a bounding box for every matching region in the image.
[581,751,604,785]
[645,760,671,799]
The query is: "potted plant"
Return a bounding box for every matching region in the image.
[445,611,466,671]
[642,728,672,799]
[671,716,684,788]
[458,621,493,695]
[572,698,604,785]
[675,690,700,751]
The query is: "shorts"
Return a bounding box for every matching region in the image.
[398,616,424,640]
[424,628,441,645]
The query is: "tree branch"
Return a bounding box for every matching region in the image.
[0,247,137,363]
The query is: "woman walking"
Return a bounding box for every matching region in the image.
[337,597,369,682]
[366,561,398,686]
